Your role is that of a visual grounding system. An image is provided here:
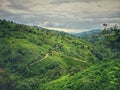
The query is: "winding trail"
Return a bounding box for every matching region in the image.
[73,58,87,63]
[0,68,4,72]
[28,53,49,67]
[11,51,88,76]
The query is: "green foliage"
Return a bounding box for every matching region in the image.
[0,19,119,90]
[45,59,120,90]
[102,25,120,50]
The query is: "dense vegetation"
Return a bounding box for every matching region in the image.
[102,25,120,50]
[45,59,120,90]
[0,19,119,90]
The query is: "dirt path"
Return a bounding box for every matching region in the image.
[73,58,87,63]
[28,53,49,67]
[0,68,4,72]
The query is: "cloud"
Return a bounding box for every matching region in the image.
[44,27,89,33]
[0,0,120,32]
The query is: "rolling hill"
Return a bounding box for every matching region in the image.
[72,29,102,42]
[72,29,102,38]
[0,19,119,90]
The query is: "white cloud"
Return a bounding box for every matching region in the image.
[44,27,89,33]
[0,0,120,32]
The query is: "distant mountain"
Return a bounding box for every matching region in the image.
[72,29,103,43]
[72,29,102,38]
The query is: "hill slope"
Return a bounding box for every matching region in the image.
[45,59,120,90]
[0,19,119,90]
[0,19,102,90]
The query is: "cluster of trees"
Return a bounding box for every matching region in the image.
[102,25,120,50]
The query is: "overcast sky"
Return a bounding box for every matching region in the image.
[0,0,120,32]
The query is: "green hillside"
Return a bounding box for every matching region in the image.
[0,19,119,90]
[45,59,120,90]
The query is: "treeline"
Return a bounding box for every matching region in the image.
[102,25,120,50]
